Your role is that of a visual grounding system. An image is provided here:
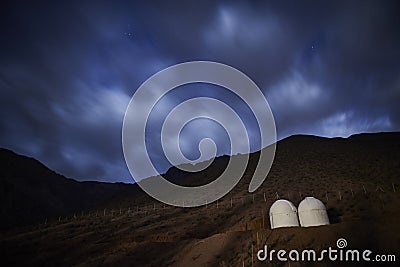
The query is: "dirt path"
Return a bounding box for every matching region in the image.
[175,233,233,267]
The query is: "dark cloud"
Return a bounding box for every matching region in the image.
[0,1,399,182]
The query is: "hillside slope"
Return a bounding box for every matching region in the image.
[1,132,399,266]
[0,148,139,229]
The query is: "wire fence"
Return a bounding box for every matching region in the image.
[38,180,399,228]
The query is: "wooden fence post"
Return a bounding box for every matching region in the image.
[256,232,259,246]
[362,184,367,194]
[262,210,265,229]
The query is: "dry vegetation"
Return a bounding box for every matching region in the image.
[1,132,399,266]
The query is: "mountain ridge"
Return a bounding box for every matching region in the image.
[0,148,139,229]
[1,131,399,230]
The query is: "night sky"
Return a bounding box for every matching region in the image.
[1,1,399,183]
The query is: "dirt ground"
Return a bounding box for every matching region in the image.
[1,133,399,266]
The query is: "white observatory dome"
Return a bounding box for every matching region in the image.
[269,199,300,229]
[298,197,330,227]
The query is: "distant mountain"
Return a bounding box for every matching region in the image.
[163,131,400,190]
[2,132,399,230]
[0,148,139,229]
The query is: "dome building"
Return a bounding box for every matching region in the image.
[298,197,330,227]
[269,199,299,229]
